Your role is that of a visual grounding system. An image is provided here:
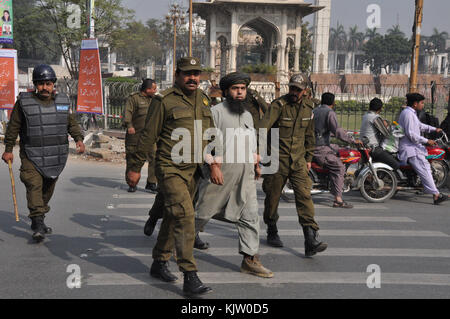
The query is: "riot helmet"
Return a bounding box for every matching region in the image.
[32,64,57,83]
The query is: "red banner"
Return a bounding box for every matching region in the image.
[77,39,103,114]
[0,48,17,110]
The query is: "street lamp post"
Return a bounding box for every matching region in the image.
[166,4,186,82]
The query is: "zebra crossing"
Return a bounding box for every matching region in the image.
[81,187,450,293]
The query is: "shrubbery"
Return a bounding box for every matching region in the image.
[240,64,277,74]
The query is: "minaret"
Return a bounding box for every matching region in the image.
[312,0,331,73]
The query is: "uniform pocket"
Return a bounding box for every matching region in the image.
[137,105,149,115]
[300,118,311,128]
[279,119,294,137]
[166,202,186,219]
[171,107,192,120]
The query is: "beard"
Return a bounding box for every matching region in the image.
[226,95,246,115]
[287,94,299,104]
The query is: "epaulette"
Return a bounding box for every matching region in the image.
[274,96,287,108]
[129,91,140,97]
[160,87,175,97]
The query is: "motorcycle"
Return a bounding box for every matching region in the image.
[281,143,398,203]
[358,132,450,201]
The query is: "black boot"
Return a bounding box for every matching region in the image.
[267,224,283,247]
[144,216,158,237]
[150,260,178,282]
[31,215,52,234]
[183,271,212,296]
[145,182,158,193]
[128,186,137,192]
[194,233,209,250]
[302,226,327,257]
[30,216,47,242]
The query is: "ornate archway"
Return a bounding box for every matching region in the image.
[194,0,323,81]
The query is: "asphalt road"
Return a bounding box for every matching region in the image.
[1,156,450,300]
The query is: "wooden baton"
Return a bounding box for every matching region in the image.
[7,160,19,222]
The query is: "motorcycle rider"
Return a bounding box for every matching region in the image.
[398,93,448,205]
[360,98,401,170]
[312,92,362,208]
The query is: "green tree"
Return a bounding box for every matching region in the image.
[365,28,380,41]
[387,24,405,38]
[299,22,313,73]
[286,22,313,73]
[428,28,449,52]
[362,33,411,75]
[11,0,59,63]
[111,21,162,79]
[22,0,134,79]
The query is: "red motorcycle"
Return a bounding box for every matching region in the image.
[358,132,449,201]
[282,145,398,203]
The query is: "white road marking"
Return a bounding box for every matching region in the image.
[119,215,415,223]
[96,246,450,258]
[85,272,450,286]
[104,229,448,237]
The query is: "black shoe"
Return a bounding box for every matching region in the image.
[144,216,158,237]
[183,271,212,296]
[30,216,47,242]
[150,260,178,282]
[128,186,137,193]
[194,234,209,250]
[31,216,52,234]
[333,201,353,209]
[145,182,158,193]
[267,224,283,247]
[434,193,448,205]
[302,226,328,257]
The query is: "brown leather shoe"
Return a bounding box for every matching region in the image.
[240,255,274,278]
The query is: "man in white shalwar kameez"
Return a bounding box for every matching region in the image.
[194,72,273,278]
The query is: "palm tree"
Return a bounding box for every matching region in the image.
[428,28,449,52]
[329,22,347,51]
[348,25,365,51]
[365,28,380,41]
[387,24,405,37]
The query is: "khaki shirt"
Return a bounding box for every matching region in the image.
[128,85,215,181]
[4,93,84,154]
[123,91,153,145]
[260,94,315,174]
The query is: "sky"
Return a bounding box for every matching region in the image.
[122,0,450,36]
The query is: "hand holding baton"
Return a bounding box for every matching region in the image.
[7,160,19,222]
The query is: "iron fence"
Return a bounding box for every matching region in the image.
[56,79,449,133]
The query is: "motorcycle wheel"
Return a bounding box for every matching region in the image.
[431,161,448,189]
[360,168,397,203]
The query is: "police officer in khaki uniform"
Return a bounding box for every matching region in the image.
[1,64,85,242]
[127,57,220,296]
[143,73,269,251]
[260,74,327,257]
[123,79,158,193]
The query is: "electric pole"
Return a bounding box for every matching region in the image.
[86,0,95,38]
[409,0,423,93]
[189,0,193,56]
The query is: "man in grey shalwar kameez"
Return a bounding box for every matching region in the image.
[194,73,273,278]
